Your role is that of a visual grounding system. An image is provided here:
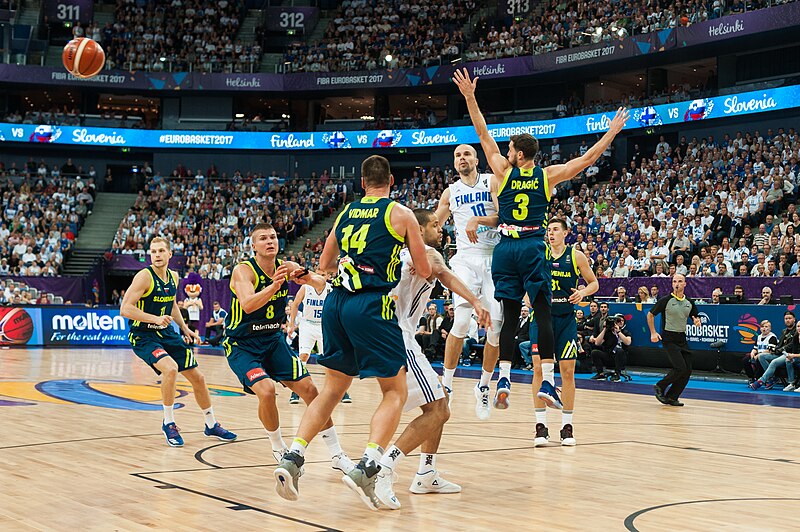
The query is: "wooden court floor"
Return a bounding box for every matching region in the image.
[0,347,797,531]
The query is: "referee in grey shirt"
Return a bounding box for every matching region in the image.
[647,274,702,406]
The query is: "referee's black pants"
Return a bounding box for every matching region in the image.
[657,335,693,400]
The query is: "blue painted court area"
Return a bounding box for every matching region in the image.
[441,364,800,409]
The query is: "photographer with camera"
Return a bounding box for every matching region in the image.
[590,313,632,381]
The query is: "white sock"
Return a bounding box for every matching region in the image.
[499,361,511,381]
[535,408,547,426]
[320,426,343,457]
[562,410,574,428]
[542,362,555,386]
[479,370,493,388]
[202,407,217,429]
[442,367,456,389]
[266,428,287,452]
[363,443,384,466]
[289,437,308,457]
[378,444,405,472]
[418,453,436,474]
[163,405,175,424]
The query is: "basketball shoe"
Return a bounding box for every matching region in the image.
[537,381,563,409]
[474,383,491,420]
[162,422,183,447]
[274,451,305,501]
[494,377,511,409]
[342,459,381,510]
[409,470,461,494]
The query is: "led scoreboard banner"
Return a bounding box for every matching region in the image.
[1,85,797,150]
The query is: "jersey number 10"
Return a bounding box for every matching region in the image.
[470,203,487,217]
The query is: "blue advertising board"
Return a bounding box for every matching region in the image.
[1,85,797,150]
[39,307,131,346]
[605,302,794,352]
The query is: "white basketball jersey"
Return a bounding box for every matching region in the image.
[301,282,331,324]
[448,173,499,253]
[392,248,435,335]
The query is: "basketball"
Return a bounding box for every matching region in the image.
[62,37,105,79]
[0,308,35,344]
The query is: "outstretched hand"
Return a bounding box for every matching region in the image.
[608,107,630,135]
[452,68,478,98]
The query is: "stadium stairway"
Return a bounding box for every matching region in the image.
[62,192,137,276]
[282,203,346,258]
[16,0,41,26]
[237,8,262,46]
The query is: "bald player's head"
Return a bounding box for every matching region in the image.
[453,144,478,177]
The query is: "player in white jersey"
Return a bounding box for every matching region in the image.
[435,144,504,420]
[288,274,351,405]
[372,208,491,510]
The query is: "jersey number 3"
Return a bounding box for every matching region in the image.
[513,193,529,221]
[341,224,370,254]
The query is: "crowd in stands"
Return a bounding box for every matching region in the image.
[3,108,83,127]
[0,158,97,276]
[282,0,474,73]
[99,0,258,73]
[0,279,68,305]
[470,0,789,61]
[111,168,349,278]
[552,127,800,281]
[280,0,789,73]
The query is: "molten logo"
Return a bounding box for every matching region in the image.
[735,314,760,345]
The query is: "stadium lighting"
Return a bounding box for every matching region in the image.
[235,113,244,118]
[159,57,166,62]
[385,54,393,62]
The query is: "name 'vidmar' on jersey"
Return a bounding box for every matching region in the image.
[448,172,500,253]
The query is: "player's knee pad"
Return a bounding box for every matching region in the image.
[486,320,502,346]
[449,305,473,338]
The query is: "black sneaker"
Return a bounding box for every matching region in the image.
[590,372,606,380]
[666,398,684,406]
[533,422,549,447]
[609,374,621,382]
[560,424,576,446]
[654,384,668,404]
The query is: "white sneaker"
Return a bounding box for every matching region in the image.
[409,470,461,494]
[474,383,491,420]
[785,383,798,392]
[794,386,800,393]
[331,452,356,475]
[374,468,401,510]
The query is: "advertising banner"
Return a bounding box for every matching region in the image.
[606,302,792,352]
[40,307,131,346]
[0,307,43,346]
[677,1,800,48]
[594,277,800,302]
[1,84,798,150]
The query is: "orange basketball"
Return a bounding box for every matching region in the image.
[0,308,34,344]
[62,37,105,79]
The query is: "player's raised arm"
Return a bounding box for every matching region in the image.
[546,107,629,187]
[453,68,510,180]
[120,269,172,327]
